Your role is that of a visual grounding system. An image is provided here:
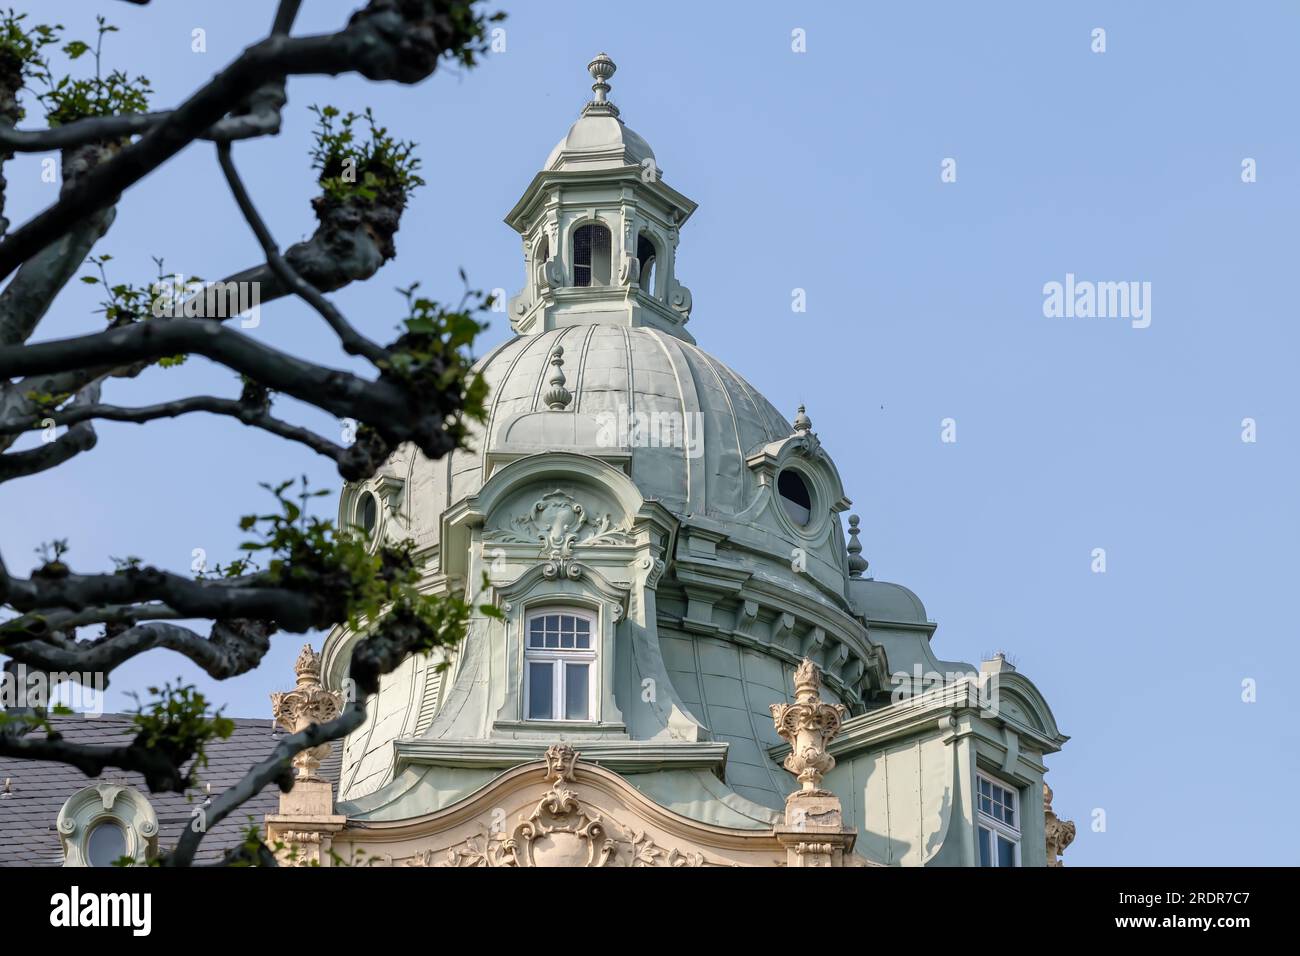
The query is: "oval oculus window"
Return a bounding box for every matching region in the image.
[778,470,813,526]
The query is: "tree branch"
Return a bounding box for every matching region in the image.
[4,619,273,683]
[0,0,490,281]
[0,564,325,633]
[165,702,367,866]
[0,393,347,462]
[216,141,388,363]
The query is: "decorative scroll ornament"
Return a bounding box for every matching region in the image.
[270,644,344,780]
[1043,783,1076,867]
[667,278,692,319]
[486,490,634,580]
[770,659,849,795]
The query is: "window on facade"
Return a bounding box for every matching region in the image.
[976,774,1020,867]
[572,223,611,287]
[525,610,595,721]
[85,820,128,867]
[636,233,657,295]
[777,469,813,526]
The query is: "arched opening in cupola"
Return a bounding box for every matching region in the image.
[534,235,550,289]
[636,232,657,296]
[573,223,611,287]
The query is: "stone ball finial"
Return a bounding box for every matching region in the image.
[792,404,812,434]
[543,344,573,410]
[846,514,869,578]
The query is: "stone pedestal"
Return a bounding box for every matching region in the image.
[774,791,857,867]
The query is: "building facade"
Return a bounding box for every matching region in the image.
[282,54,1072,868]
[3,54,1073,869]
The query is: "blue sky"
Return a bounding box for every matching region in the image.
[3,0,1298,865]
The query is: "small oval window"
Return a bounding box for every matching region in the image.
[86,820,128,867]
[358,491,378,534]
[778,470,812,526]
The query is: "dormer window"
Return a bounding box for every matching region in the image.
[636,233,657,296]
[573,223,611,287]
[525,609,595,720]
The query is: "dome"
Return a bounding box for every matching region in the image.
[402,325,795,554]
[541,53,656,173]
[543,113,656,172]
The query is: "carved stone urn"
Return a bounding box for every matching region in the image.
[270,645,344,780]
[770,658,849,795]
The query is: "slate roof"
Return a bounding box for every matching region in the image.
[0,713,340,866]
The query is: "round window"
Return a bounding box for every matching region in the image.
[777,469,813,526]
[86,820,128,867]
[358,491,378,535]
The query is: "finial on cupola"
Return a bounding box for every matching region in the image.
[544,344,573,410]
[846,514,869,579]
[792,404,813,435]
[584,52,619,117]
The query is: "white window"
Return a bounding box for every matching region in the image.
[976,773,1020,867]
[524,610,595,721]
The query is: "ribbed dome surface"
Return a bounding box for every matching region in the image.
[404,325,793,553]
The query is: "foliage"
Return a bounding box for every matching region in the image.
[127,681,235,784]
[384,280,492,447]
[0,8,60,120]
[309,105,425,205]
[36,16,151,128]
[81,254,186,366]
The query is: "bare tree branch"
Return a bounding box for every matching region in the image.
[0,393,347,462]
[166,702,368,866]
[4,619,273,683]
[0,564,325,633]
[216,141,388,363]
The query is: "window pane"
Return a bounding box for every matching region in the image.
[979,778,990,797]
[528,618,544,647]
[528,662,553,719]
[576,619,590,647]
[87,821,127,867]
[979,796,992,815]
[565,663,589,720]
[977,827,992,867]
[997,834,1017,868]
[546,614,559,631]
[545,630,558,648]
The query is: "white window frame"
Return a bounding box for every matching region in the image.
[523,608,597,722]
[976,772,1021,867]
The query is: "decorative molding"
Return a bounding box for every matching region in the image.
[1044,783,1076,867]
[394,737,729,776]
[353,745,750,868]
[771,659,849,795]
[270,644,344,781]
[57,783,158,867]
